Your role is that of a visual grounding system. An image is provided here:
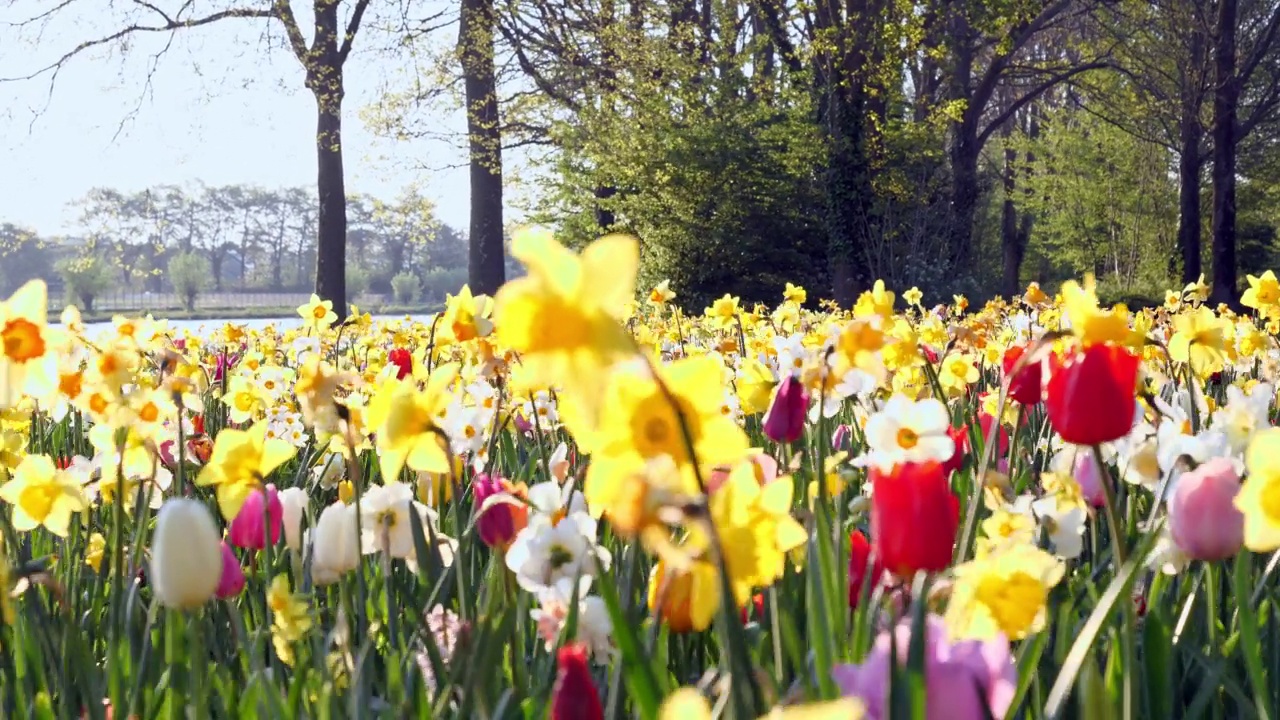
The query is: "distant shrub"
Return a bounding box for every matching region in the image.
[57,255,114,313]
[346,264,372,300]
[421,267,469,303]
[390,271,420,304]
[168,252,213,311]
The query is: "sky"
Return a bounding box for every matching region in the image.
[0,2,488,237]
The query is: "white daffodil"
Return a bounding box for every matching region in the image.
[505,512,611,594]
[858,394,954,472]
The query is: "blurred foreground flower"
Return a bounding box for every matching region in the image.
[550,643,603,720]
[150,498,223,610]
[833,614,1014,720]
[1169,457,1243,561]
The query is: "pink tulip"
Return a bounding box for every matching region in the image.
[215,541,246,598]
[473,474,527,549]
[1169,457,1244,561]
[832,424,853,451]
[228,484,284,549]
[1072,451,1107,508]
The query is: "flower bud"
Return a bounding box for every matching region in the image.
[278,487,309,552]
[763,374,808,444]
[215,541,246,598]
[150,498,223,610]
[228,484,284,550]
[832,424,853,452]
[1170,457,1244,561]
[551,643,603,720]
[311,500,361,585]
[472,473,527,549]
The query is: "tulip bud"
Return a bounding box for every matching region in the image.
[1002,344,1043,405]
[311,501,361,586]
[870,462,958,579]
[848,529,884,608]
[1045,345,1140,446]
[228,484,284,550]
[763,374,808,444]
[215,541,246,598]
[1169,457,1244,561]
[150,498,223,610]
[278,487,309,552]
[387,347,413,380]
[832,424,853,452]
[472,473,527,549]
[1071,451,1107,508]
[551,643,604,720]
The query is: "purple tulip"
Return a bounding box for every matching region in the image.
[833,615,1016,720]
[228,484,284,550]
[763,374,808,444]
[832,424,853,452]
[472,474,527,549]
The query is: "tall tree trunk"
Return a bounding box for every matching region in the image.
[1211,0,1238,306]
[1000,123,1022,298]
[948,7,979,279]
[461,0,506,296]
[309,2,348,314]
[1179,22,1205,284]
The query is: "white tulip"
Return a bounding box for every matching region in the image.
[150,498,223,610]
[310,501,360,586]
[278,487,309,553]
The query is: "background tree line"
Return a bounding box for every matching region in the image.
[0,184,489,312]
[10,1,1280,310]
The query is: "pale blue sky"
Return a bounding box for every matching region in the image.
[0,2,487,237]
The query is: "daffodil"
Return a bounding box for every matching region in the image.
[1168,305,1226,376]
[493,230,637,438]
[267,574,313,666]
[1242,270,1280,313]
[1060,275,1138,347]
[0,280,59,409]
[648,280,676,306]
[372,363,460,482]
[658,687,864,720]
[1237,428,1280,551]
[0,454,88,536]
[946,543,1064,641]
[298,294,338,331]
[583,356,749,511]
[783,282,807,305]
[221,374,268,424]
[195,421,298,521]
[854,280,895,319]
[443,284,495,342]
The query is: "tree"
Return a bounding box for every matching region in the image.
[168,252,213,310]
[1,1,391,314]
[460,0,506,295]
[57,255,115,313]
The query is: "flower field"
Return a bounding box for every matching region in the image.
[4,229,1280,719]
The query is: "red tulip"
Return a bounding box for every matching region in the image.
[870,462,958,579]
[1002,345,1043,405]
[977,412,1011,457]
[763,374,808,444]
[740,593,765,624]
[941,424,968,476]
[387,347,413,380]
[551,643,603,720]
[848,529,884,608]
[1044,345,1140,446]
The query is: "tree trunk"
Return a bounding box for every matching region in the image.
[1179,22,1205,285]
[313,94,347,312]
[595,185,617,231]
[1000,128,1022,298]
[460,0,506,296]
[950,131,980,276]
[1210,0,1238,306]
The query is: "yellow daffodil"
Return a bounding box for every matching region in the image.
[649,280,676,306]
[493,230,637,437]
[443,284,495,343]
[86,532,106,572]
[196,421,298,520]
[783,282,807,305]
[1168,305,1226,377]
[1242,270,1280,313]
[946,543,1064,641]
[658,687,864,720]
[706,293,741,329]
[0,454,88,536]
[583,356,749,511]
[1238,429,1280,551]
[854,280,895,319]
[372,363,460,483]
[267,574,313,666]
[298,294,338,332]
[1060,275,1137,347]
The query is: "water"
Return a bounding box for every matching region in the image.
[82,313,438,338]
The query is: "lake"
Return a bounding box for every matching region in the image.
[82,313,439,338]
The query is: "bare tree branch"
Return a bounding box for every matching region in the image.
[338,0,373,63]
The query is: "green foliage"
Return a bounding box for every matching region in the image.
[1015,107,1179,295]
[420,267,468,303]
[390,271,420,304]
[56,255,114,313]
[345,263,372,299]
[168,252,213,311]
